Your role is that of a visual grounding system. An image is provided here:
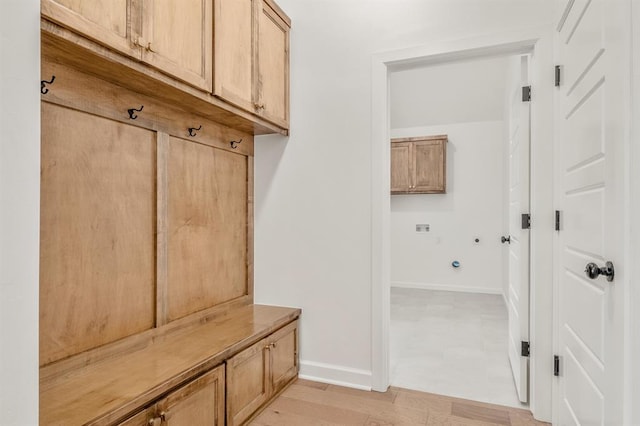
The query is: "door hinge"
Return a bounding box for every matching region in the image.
[555,65,561,87]
[555,210,561,231]
[554,355,560,376]
[522,85,531,102]
[521,213,531,229]
[521,341,530,357]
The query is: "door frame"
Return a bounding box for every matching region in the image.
[370,26,555,421]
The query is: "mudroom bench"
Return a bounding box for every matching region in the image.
[40,305,300,426]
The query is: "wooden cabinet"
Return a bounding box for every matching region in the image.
[226,320,298,426]
[118,365,225,426]
[42,0,213,91]
[391,135,448,194]
[41,0,139,59]
[214,0,290,129]
[139,0,213,91]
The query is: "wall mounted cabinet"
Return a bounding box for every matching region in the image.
[214,0,290,129]
[391,135,448,194]
[42,0,213,91]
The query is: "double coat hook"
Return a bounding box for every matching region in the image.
[41,75,56,94]
[230,138,243,149]
[128,106,144,120]
[188,125,202,137]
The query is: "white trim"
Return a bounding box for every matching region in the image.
[391,281,503,295]
[298,360,372,391]
[371,25,554,421]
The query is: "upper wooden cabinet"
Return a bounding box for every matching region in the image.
[41,0,213,91]
[139,0,213,91]
[214,0,290,129]
[391,135,448,194]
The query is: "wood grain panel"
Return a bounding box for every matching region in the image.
[158,365,225,425]
[390,142,411,193]
[256,0,289,128]
[41,0,139,59]
[214,0,254,111]
[269,320,298,395]
[167,137,248,321]
[227,338,270,426]
[413,139,445,192]
[140,0,212,91]
[40,102,156,366]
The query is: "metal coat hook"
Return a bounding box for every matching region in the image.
[188,125,202,137]
[41,75,56,94]
[128,106,144,120]
[230,138,243,149]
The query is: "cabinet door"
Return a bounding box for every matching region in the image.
[413,139,446,193]
[226,338,269,426]
[140,0,213,91]
[390,142,412,193]
[213,0,254,111]
[269,320,299,395]
[41,0,140,59]
[256,0,290,128]
[157,365,225,425]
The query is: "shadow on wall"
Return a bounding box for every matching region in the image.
[254,134,289,218]
[390,140,456,213]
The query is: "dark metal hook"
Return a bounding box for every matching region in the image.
[230,138,243,149]
[188,125,202,137]
[128,106,144,120]
[41,75,56,95]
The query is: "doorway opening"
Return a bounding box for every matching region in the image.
[387,53,530,408]
[370,29,555,422]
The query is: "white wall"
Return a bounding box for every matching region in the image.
[390,121,506,294]
[390,56,509,128]
[0,0,40,423]
[254,0,554,390]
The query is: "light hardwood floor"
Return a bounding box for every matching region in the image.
[250,379,550,426]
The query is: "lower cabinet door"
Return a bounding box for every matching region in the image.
[269,320,299,395]
[157,365,225,425]
[226,338,269,426]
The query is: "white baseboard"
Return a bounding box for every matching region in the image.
[298,360,372,391]
[391,281,503,295]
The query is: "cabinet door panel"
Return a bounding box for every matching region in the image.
[167,137,248,322]
[390,143,411,193]
[269,320,298,394]
[41,0,140,59]
[40,102,156,366]
[413,140,446,193]
[227,339,269,426]
[257,0,289,128]
[214,0,254,111]
[141,0,213,91]
[158,365,225,425]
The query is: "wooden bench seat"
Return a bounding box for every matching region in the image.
[40,304,301,426]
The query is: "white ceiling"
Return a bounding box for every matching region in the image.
[390,55,511,129]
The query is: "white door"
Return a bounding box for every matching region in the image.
[507,55,531,404]
[554,0,628,424]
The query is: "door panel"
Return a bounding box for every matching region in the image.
[269,321,298,394]
[226,338,269,426]
[141,0,212,91]
[257,0,289,127]
[214,0,254,111]
[413,140,445,192]
[555,0,628,423]
[507,55,530,403]
[41,0,140,59]
[390,143,411,193]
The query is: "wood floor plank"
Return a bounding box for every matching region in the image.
[250,379,550,426]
